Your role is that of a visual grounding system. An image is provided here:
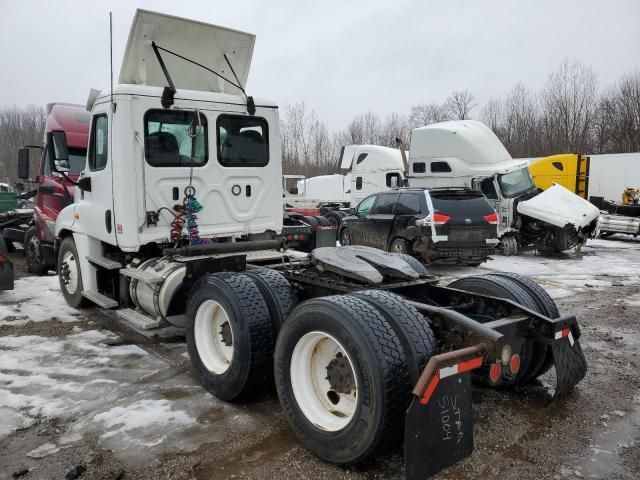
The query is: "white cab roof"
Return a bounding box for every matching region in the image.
[340,145,406,172]
[119,9,255,95]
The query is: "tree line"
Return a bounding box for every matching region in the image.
[0,59,638,185]
[282,59,640,176]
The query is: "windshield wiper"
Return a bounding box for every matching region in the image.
[151,41,255,115]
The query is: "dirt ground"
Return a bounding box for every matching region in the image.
[1,238,639,480]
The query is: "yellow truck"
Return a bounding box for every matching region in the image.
[528,153,590,199]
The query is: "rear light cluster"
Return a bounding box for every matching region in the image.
[0,255,7,264]
[483,212,499,224]
[286,234,306,241]
[431,213,450,225]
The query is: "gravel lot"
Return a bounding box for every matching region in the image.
[1,237,639,480]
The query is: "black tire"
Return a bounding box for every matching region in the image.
[315,215,331,227]
[241,268,298,332]
[57,236,87,308]
[393,253,429,276]
[304,216,319,228]
[389,237,410,254]
[274,295,409,465]
[448,274,538,386]
[339,227,352,246]
[323,211,343,228]
[486,272,559,380]
[186,272,276,401]
[500,235,518,256]
[351,290,437,384]
[24,226,48,275]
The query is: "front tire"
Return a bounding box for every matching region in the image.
[24,227,48,275]
[186,273,275,401]
[274,295,409,465]
[389,238,409,254]
[339,228,352,246]
[57,236,86,308]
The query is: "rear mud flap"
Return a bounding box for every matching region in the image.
[405,372,474,480]
[552,329,587,397]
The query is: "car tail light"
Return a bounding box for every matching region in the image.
[483,212,499,224]
[431,213,450,225]
[0,255,7,264]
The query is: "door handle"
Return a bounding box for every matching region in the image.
[105,210,112,234]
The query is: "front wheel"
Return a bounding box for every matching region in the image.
[24,227,48,275]
[57,236,86,308]
[339,228,352,246]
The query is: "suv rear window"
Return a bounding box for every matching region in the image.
[217,114,269,167]
[430,192,494,216]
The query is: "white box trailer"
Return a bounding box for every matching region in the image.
[50,10,588,478]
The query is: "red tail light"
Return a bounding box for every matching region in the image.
[0,255,7,264]
[431,213,450,225]
[483,212,499,225]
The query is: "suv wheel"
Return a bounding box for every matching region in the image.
[340,228,352,246]
[389,238,409,254]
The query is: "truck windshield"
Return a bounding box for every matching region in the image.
[498,168,535,198]
[68,148,86,174]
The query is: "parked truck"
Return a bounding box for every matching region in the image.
[14,103,90,274]
[51,10,587,478]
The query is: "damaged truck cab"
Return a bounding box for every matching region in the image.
[407,120,600,255]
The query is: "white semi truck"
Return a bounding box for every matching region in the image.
[338,121,600,255]
[52,10,588,478]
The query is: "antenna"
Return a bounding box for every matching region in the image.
[109,11,114,113]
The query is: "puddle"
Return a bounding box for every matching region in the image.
[572,397,640,478]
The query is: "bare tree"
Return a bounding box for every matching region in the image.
[446,90,476,120]
[540,59,598,152]
[0,105,46,188]
[480,97,504,134]
[409,103,450,128]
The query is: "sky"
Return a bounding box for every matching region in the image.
[0,0,638,128]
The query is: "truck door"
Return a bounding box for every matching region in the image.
[367,192,399,249]
[74,110,116,245]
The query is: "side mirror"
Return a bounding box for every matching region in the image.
[348,207,356,216]
[50,131,70,173]
[17,148,30,179]
[77,176,91,192]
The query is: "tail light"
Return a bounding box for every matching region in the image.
[431,213,450,225]
[483,212,499,224]
[0,255,7,264]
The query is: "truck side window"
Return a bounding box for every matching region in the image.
[431,161,452,173]
[394,193,421,215]
[356,153,368,165]
[89,114,109,171]
[480,178,498,199]
[413,162,426,173]
[145,110,208,167]
[356,195,376,216]
[371,193,399,214]
[386,172,402,187]
[217,114,269,167]
[355,176,363,190]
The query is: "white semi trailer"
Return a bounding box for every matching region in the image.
[52,10,588,478]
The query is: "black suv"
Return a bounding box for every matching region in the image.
[339,188,499,265]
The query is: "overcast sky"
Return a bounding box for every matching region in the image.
[1,0,638,127]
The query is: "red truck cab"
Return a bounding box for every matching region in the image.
[20,103,89,274]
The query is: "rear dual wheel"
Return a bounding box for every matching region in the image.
[275,293,436,464]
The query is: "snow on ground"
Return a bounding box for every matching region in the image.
[0,276,85,326]
[0,321,266,466]
[429,236,640,300]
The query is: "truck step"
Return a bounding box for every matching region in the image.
[116,308,163,330]
[86,255,122,270]
[119,268,163,284]
[81,290,119,308]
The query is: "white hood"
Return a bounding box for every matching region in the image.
[517,184,600,229]
[119,9,255,95]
